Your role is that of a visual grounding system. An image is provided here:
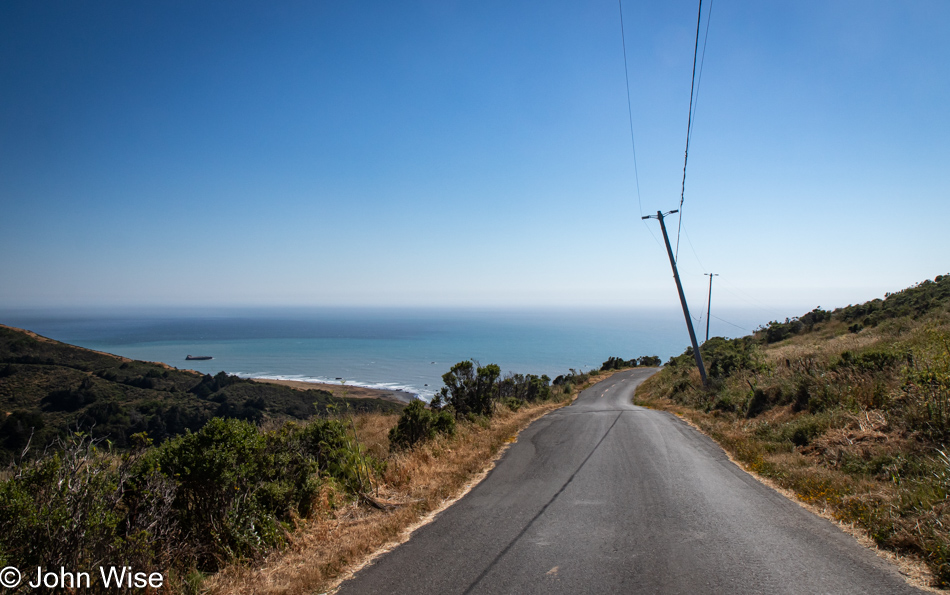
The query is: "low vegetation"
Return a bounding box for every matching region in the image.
[205,368,619,595]
[636,274,950,586]
[0,354,599,593]
[429,360,557,418]
[0,417,373,586]
[600,354,661,371]
[388,399,455,450]
[0,325,400,464]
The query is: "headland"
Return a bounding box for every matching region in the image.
[250,377,414,404]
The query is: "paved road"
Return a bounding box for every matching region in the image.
[336,369,924,594]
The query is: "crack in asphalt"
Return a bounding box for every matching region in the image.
[555,408,648,415]
[461,411,625,595]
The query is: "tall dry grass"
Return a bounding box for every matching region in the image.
[204,399,568,595]
[636,311,950,589]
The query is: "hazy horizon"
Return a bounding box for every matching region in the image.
[0,293,913,348]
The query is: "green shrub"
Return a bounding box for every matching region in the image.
[0,410,47,457]
[0,433,179,572]
[836,275,950,323]
[746,388,770,418]
[502,397,522,411]
[601,355,663,370]
[553,370,589,388]
[701,337,762,380]
[0,411,388,580]
[498,373,552,404]
[389,400,455,450]
[777,415,828,447]
[712,394,738,413]
[756,308,832,344]
[155,418,279,567]
[899,364,950,442]
[152,416,380,570]
[436,361,500,418]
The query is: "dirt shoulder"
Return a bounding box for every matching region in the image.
[634,386,940,592]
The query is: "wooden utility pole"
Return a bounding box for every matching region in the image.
[704,273,718,342]
[643,210,708,386]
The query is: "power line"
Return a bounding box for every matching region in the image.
[710,314,749,332]
[617,0,643,218]
[680,222,706,273]
[691,0,715,129]
[618,0,663,250]
[717,276,787,320]
[674,0,705,263]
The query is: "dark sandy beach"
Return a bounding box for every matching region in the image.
[250,377,413,405]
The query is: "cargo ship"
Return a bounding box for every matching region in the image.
[185,355,213,360]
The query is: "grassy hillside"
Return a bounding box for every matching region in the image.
[0,342,593,593]
[636,274,950,586]
[0,325,402,463]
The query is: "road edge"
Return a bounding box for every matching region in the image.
[641,402,941,593]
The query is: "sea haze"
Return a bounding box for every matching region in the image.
[0,307,770,400]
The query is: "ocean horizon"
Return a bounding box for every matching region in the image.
[0,306,775,400]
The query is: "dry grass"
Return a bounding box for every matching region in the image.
[765,321,883,364]
[204,399,569,595]
[632,281,950,587]
[635,382,944,591]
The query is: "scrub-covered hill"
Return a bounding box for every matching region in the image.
[637,273,950,586]
[0,325,402,463]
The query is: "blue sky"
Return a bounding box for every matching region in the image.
[1,1,948,317]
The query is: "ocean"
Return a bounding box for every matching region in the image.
[0,307,770,400]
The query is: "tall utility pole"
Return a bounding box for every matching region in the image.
[704,273,718,342]
[642,210,708,386]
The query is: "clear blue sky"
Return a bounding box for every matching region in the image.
[1,1,948,315]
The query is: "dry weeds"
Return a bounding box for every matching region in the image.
[636,391,941,592]
[765,327,882,364]
[204,400,567,595]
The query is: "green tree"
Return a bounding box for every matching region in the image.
[437,360,501,417]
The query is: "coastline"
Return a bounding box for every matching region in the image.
[250,377,414,405]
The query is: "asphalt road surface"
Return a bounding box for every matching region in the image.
[336,368,925,594]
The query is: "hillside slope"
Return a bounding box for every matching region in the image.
[636,274,950,586]
[0,325,402,463]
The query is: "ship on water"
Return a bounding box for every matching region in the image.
[185,355,213,360]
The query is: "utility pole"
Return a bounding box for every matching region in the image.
[704,273,718,343]
[642,210,708,386]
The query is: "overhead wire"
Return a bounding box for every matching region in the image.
[617,0,770,341]
[716,276,788,321]
[680,222,706,273]
[691,0,715,135]
[617,0,755,349]
[675,0,715,265]
[710,314,750,333]
[618,0,643,219]
[673,0,754,341]
[617,0,663,250]
[674,0,705,263]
